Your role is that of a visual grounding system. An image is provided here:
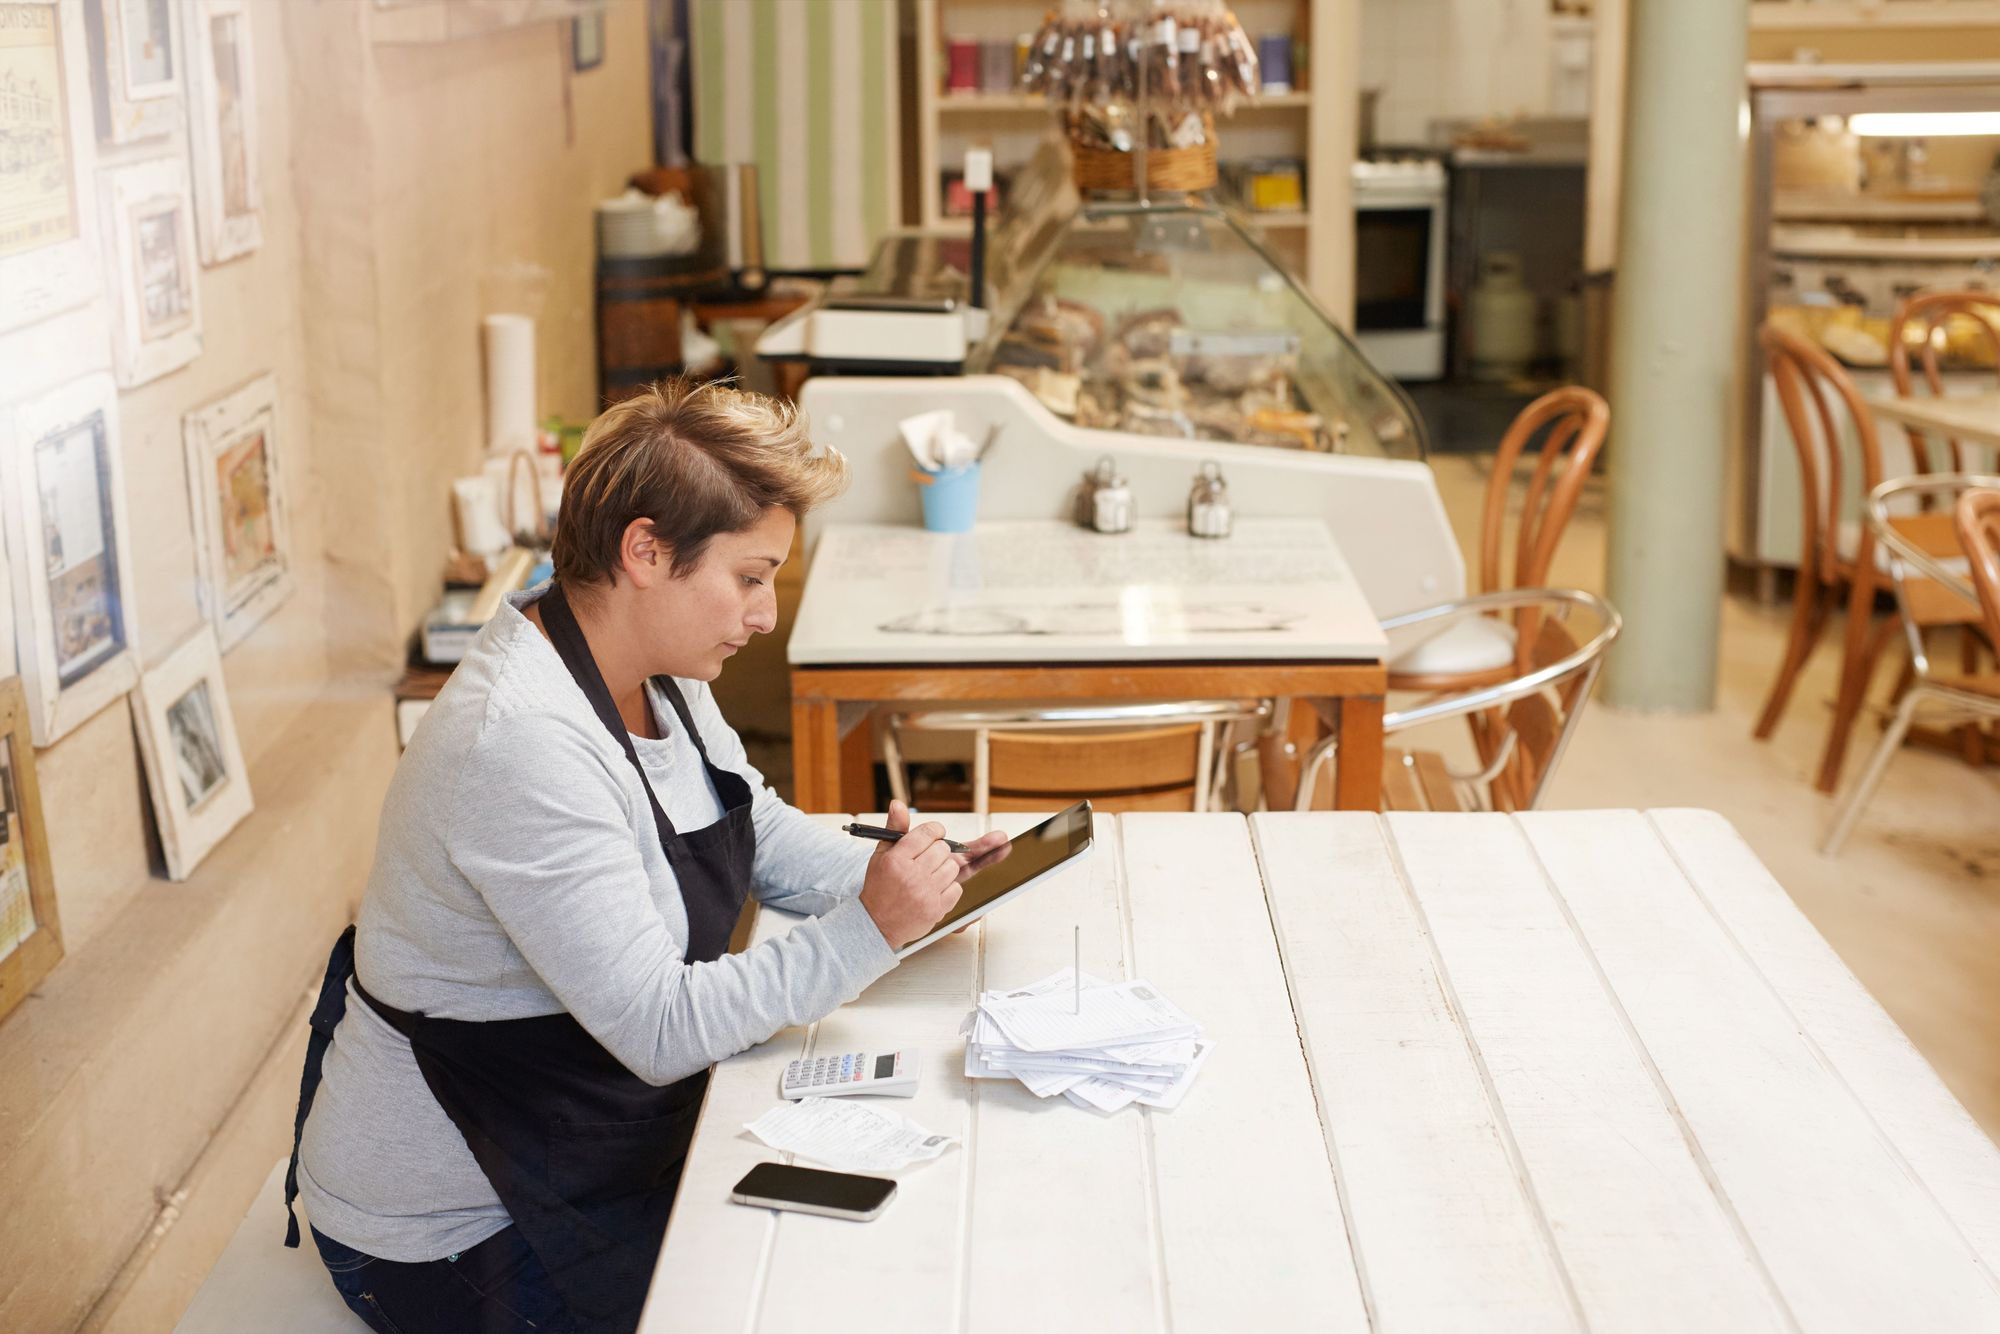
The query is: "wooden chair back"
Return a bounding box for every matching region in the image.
[1957,487,2000,647]
[1760,322,1889,584]
[1490,616,1589,810]
[1480,386,1611,594]
[985,724,1205,813]
[1888,290,2000,473]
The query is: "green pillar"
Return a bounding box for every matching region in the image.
[1603,0,1749,710]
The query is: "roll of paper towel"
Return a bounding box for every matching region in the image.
[483,313,537,456]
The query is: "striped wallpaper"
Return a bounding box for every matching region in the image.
[690,0,900,272]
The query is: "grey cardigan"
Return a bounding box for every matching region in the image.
[297,590,891,1260]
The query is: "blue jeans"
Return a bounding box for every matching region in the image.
[310,1224,574,1333]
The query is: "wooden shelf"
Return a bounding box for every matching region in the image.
[1239,91,1312,108]
[1750,1,2000,31]
[938,92,1050,112]
[913,0,1348,315]
[1773,192,1987,222]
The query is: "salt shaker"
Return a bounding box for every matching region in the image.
[1075,455,1115,529]
[1091,464,1134,535]
[1187,460,1232,538]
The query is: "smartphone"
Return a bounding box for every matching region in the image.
[729,1162,897,1222]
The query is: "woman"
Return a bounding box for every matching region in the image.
[283,379,1006,1333]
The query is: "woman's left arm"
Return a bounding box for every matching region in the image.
[682,681,872,914]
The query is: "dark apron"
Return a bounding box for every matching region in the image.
[284,582,757,1333]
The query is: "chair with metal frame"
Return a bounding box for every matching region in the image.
[1887,291,2000,761]
[1386,386,1610,691]
[1823,475,2000,855]
[882,699,1271,817]
[1292,589,1621,813]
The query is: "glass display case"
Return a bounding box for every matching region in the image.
[971,198,1428,460]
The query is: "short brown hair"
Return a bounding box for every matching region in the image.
[552,378,847,589]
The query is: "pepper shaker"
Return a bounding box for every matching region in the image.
[1187,460,1232,538]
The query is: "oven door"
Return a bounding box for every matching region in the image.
[1355,204,1439,333]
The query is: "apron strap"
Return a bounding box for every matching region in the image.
[284,926,358,1248]
[537,583,679,849]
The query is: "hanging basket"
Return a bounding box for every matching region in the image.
[1067,112,1218,194]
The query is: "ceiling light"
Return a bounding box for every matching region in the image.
[1848,111,2000,137]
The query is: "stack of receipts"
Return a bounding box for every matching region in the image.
[963,969,1213,1114]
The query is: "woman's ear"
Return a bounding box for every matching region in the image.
[619,518,671,589]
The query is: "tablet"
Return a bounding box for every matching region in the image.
[895,800,1094,959]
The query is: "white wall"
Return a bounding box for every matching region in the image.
[1360,0,1557,145]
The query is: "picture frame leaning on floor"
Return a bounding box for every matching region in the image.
[131,625,252,881]
[0,676,62,1026]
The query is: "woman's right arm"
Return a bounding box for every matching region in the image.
[444,714,898,1087]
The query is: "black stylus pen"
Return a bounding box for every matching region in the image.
[842,822,969,855]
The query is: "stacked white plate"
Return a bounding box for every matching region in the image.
[598,188,701,260]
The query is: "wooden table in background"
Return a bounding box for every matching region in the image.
[785,519,1390,812]
[1869,388,2000,452]
[645,810,2000,1331]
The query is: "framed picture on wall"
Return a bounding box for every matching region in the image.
[1,372,139,747]
[99,153,201,386]
[0,0,102,333]
[181,0,259,264]
[183,373,290,650]
[132,626,251,880]
[0,676,60,1025]
[84,0,183,144]
[571,8,603,72]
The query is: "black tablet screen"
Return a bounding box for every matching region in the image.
[930,800,1092,935]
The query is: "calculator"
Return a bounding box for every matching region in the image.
[780,1050,918,1099]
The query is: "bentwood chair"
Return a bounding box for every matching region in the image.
[1295,588,1621,813]
[1261,390,1609,812]
[1889,290,2000,474]
[1824,477,2000,854]
[1385,386,1610,689]
[1347,386,1611,812]
[883,699,1271,817]
[1888,291,2000,755]
[1755,324,1979,793]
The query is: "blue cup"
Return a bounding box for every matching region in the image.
[916,463,981,533]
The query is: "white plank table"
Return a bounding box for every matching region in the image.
[784,520,1390,813]
[643,812,2000,1332]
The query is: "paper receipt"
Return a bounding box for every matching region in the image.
[744,1097,958,1173]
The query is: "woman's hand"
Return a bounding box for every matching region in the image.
[859,801,968,950]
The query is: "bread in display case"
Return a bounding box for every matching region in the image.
[970,200,1428,461]
[759,140,1426,463]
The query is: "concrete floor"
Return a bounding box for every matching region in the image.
[112,451,2000,1331]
